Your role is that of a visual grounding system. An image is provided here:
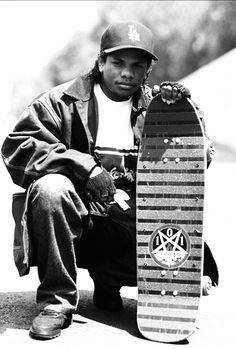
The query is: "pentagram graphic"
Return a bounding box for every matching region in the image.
[149,225,191,269]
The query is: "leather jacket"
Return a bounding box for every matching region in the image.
[1,74,152,276]
[1,75,150,189]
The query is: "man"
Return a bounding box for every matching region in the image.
[1,20,218,340]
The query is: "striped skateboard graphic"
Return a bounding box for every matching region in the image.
[136,95,206,343]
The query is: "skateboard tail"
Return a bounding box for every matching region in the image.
[137,295,199,343]
[136,96,206,343]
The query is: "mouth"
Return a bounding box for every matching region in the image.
[116,82,136,90]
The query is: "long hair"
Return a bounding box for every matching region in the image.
[85,51,107,83]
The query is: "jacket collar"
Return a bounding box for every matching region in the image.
[131,85,151,119]
[63,73,151,110]
[63,75,93,101]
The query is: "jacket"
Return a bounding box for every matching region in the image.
[1,74,152,276]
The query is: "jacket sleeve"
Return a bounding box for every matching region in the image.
[1,99,98,189]
[190,100,215,168]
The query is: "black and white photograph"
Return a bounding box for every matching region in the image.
[0,1,235,348]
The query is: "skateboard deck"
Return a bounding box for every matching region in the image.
[136,95,206,343]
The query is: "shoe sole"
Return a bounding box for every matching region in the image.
[29,327,61,340]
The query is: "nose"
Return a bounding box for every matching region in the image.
[120,66,134,79]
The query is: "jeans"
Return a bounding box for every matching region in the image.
[28,174,136,314]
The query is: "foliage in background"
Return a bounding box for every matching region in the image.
[9,1,235,118]
[44,1,236,89]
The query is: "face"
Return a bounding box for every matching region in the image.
[98,49,150,101]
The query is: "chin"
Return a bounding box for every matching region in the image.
[116,88,134,98]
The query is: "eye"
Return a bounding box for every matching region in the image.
[112,60,122,67]
[135,62,146,69]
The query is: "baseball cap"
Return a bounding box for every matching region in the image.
[100,20,158,61]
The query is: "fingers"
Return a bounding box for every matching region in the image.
[100,190,109,202]
[85,188,115,203]
[152,84,160,96]
[100,189,115,202]
[160,84,180,104]
[84,167,116,203]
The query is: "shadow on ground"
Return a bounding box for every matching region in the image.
[75,290,142,340]
[0,290,142,339]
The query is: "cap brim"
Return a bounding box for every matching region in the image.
[103,45,158,61]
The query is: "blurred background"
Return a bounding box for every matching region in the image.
[1,1,236,125]
[0,0,236,300]
[0,2,236,346]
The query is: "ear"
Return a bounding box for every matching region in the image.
[98,56,105,73]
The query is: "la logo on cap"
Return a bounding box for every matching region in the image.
[100,20,158,61]
[128,25,140,42]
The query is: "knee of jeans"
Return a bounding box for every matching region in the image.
[31,174,75,204]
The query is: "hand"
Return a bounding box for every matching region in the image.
[152,82,191,104]
[84,167,116,202]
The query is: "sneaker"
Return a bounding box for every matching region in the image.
[202,275,213,296]
[29,309,72,340]
[93,290,123,311]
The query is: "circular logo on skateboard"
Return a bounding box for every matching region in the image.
[149,224,191,269]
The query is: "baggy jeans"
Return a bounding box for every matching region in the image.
[28,174,137,314]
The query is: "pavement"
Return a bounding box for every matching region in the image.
[0,124,236,348]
